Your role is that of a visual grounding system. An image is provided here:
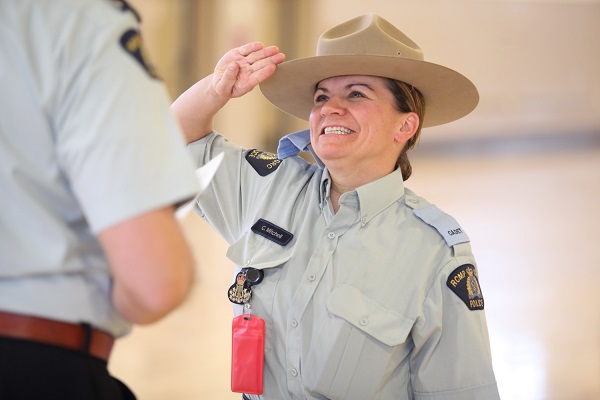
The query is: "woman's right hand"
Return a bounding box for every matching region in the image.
[172,42,284,144]
[212,42,285,99]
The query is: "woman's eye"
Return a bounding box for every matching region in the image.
[349,91,365,98]
[314,94,328,103]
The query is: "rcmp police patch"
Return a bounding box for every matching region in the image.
[119,29,159,79]
[245,149,282,176]
[446,264,485,310]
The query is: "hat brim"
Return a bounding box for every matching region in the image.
[259,55,479,128]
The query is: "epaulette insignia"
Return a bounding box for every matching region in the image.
[447,264,485,310]
[119,29,159,79]
[245,149,281,176]
[411,203,470,247]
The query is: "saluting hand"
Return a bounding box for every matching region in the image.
[212,42,286,99]
[171,42,285,143]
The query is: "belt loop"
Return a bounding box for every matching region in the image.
[81,323,92,354]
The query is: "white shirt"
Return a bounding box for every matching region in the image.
[0,0,199,337]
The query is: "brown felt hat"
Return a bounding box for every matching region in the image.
[259,13,479,128]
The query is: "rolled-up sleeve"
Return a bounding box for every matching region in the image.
[410,257,500,399]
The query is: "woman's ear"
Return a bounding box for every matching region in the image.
[394,112,419,143]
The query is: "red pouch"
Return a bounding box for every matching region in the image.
[231,314,265,394]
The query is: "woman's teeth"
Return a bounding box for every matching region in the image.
[323,127,352,135]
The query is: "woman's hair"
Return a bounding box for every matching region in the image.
[386,79,425,181]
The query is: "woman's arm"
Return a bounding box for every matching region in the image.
[171,42,285,144]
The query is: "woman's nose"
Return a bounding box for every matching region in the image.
[320,97,346,116]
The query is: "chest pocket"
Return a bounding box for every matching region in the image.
[327,285,414,347]
[303,285,416,398]
[226,230,294,270]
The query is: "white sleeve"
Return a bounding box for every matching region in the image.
[54,6,199,233]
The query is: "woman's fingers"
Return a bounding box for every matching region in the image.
[212,42,285,98]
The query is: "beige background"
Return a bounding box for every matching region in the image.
[110,1,600,399]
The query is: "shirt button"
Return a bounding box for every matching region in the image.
[308,274,316,282]
[290,368,298,377]
[327,232,336,239]
[359,317,369,326]
[291,320,298,328]
[362,216,368,223]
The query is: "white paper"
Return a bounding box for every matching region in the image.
[175,152,224,220]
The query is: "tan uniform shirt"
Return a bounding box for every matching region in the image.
[189,132,499,399]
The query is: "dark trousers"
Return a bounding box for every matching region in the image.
[0,337,136,400]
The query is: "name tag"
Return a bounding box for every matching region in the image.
[251,219,293,246]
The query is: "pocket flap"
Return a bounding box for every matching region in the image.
[226,231,293,270]
[327,285,414,347]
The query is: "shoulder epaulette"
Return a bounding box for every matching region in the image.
[404,195,470,247]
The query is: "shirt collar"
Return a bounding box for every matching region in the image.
[279,130,405,220]
[277,129,324,168]
[320,168,405,223]
[351,169,406,225]
[319,168,332,210]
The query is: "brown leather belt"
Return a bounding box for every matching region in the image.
[0,310,114,361]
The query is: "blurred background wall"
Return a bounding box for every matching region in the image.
[111,1,600,399]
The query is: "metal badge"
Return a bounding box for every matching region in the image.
[227,268,264,305]
[228,272,252,304]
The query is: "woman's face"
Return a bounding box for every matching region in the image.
[309,75,410,173]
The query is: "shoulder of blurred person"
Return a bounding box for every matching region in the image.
[0,0,200,332]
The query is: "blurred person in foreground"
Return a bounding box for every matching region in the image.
[172,13,500,400]
[0,0,201,398]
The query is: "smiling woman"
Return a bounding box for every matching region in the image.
[169,13,500,400]
[104,1,600,398]
[308,75,425,192]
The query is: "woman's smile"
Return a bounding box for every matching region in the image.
[321,126,354,135]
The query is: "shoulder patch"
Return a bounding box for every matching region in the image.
[245,149,282,176]
[447,264,485,310]
[412,204,469,247]
[119,29,159,79]
[110,0,141,21]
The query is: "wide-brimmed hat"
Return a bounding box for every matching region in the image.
[259,13,479,128]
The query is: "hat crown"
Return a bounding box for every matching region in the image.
[317,13,424,61]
